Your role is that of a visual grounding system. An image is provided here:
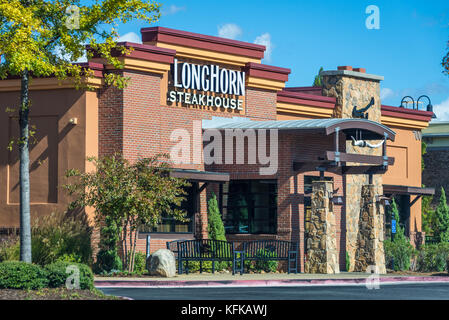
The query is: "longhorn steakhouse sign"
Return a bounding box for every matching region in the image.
[167,59,245,110]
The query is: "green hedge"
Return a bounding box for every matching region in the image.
[416,243,449,272]
[384,238,415,271]
[0,261,48,290]
[45,261,94,290]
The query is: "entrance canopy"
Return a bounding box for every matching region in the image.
[169,169,230,183]
[203,118,396,142]
[383,185,435,196]
[204,117,396,173]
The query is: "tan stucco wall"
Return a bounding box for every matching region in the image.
[0,89,91,227]
[383,126,423,233]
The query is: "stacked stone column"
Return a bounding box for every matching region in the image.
[305,181,340,274]
[354,185,386,274]
[321,67,386,272]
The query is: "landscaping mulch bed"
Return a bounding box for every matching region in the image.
[0,288,122,300]
[386,269,449,277]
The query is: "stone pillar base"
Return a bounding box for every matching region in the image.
[304,181,340,274]
[353,185,386,274]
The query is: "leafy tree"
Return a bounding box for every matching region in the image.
[422,192,436,236]
[207,193,226,241]
[313,67,324,87]
[421,141,437,237]
[0,0,161,263]
[391,198,406,242]
[65,154,190,273]
[435,187,449,243]
[207,192,230,271]
[422,140,427,171]
[93,215,123,274]
[443,39,449,76]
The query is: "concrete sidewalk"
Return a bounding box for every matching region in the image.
[95,272,449,288]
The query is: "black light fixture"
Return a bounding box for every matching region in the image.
[400,96,415,109]
[399,95,436,119]
[417,95,436,119]
[376,195,391,206]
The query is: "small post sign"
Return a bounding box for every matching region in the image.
[391,219,397,234]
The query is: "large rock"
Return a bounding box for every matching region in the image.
[147,249,176,277]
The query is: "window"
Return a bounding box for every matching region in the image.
[304,176,333,241]
[384,194,410,239]
[221,180,277,234]
[140,183,197,233]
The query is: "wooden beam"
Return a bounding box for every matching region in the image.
[326,151,394,166]
[341,166,387,174]
[169,170,230,183]
[383,184,435,196]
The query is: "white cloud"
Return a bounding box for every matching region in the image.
[116,32,142,44]
[380,87,394,100]
[433,97,449,121]
[161,5,186,16]
[254,33,273,62]
[217,23,242,40]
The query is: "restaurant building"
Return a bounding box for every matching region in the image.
[0,27,435,272]
[423,122,449,207]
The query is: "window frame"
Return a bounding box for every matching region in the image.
[221,179,278,235]
[139,182,198,234]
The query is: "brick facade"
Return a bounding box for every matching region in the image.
[423,149,449,207]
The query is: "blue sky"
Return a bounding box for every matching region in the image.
[112,0,449,121]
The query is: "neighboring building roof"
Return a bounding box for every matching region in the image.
[423,121,449,136]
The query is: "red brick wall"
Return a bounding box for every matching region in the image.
[98,69,280,255]
[97,70,348,271]
[98,71,124,157]
[245,88,278,120]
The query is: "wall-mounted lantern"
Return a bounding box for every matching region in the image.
[376,195,391,207]
[326,191,343,204]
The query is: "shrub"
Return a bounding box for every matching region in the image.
[0,261,48,289]
[0,237,20,262]
[254,249,279,273]
[93,216,122,274]
[435,187,449,242]
[384,198,415,271]
[45,261,94,290]
[384,238,415,271]
[186,261,213,273]
[345,251,351,271]
[93,249,123,274]
[133,252,147,274]
[416,243,449,272]
[32,211,92,266]
[208,193,226,242]
[207,193,230,271]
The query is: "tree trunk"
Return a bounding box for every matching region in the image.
[19,69,32,263]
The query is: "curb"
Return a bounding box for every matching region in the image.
[95,276,449,288]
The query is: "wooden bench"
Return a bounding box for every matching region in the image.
[177,239,237,274]
[234,240,299,274]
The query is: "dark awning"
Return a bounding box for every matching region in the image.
[169,169,230,183]
[383,184,435,196]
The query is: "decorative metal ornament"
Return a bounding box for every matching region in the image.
[351,136,385,149]
[352,97,375,119]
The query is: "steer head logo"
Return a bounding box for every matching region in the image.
[352,97,375,119]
